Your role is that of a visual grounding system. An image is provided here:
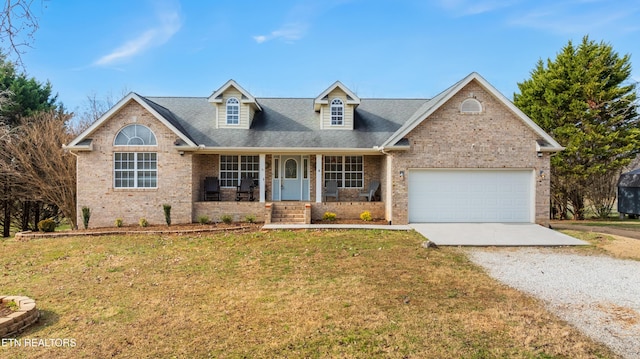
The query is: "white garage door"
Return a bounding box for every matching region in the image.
[408,170,533,223]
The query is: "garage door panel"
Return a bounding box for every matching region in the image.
[408,170,533,223]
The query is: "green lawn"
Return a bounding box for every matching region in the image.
[0,230,616,358]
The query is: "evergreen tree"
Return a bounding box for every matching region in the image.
[0,54,58,126]
[0,53,61,236]
[514,36,639,219]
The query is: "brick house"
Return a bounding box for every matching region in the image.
[65,72,562,228]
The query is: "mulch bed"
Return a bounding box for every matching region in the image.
[16,223,261,240]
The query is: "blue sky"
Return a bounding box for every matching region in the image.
[14,0,640,116]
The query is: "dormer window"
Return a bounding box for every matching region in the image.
[330,98,344,126]
[226,97,240,125]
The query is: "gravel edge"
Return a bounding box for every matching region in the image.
[466,248,640,359]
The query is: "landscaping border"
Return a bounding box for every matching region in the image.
[15,225,256,240]
[0,296,39,338]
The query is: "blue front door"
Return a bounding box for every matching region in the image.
[281,156,301,200]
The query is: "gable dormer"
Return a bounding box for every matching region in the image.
[314,81,360,130]
[208,80,262,129]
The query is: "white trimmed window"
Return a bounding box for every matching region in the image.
[114,153,157,188]
[114,125,157,188]
[220,155,259,187]
[114,124,157,146]
[226,97,240,125]
[330,98,344,125]
[324,155,363,188]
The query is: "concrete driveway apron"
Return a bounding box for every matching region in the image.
[410,223,587,246]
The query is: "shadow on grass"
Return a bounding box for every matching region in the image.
[16,310,60,337]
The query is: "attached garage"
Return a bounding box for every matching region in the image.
[408,169,534,223]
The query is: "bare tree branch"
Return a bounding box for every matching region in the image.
[0,0,42,67]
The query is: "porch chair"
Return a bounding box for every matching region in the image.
[324,180,339,201]
[203,177,220,201]
[236,177,255,201]
[358,180,380,202]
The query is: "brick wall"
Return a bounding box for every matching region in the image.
[76,101,193,228]
[311,202,385,221]
[390,80,551,225]
[193,202,266,223]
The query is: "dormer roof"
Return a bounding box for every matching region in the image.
[208,79,262,111]
[313,80,360,111]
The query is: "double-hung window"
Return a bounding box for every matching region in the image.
[330,98,344,126]
[113,124,157,188]
[226,97,240,125]
[324,155,363,188]
[220,155,259,187]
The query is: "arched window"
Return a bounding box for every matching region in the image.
[284,159,298,179]
[330,98,344,126]
[114,124,157,146]
[461,98,482,114]
[226,97,240,125]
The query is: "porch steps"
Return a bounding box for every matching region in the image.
[271,203,306,224]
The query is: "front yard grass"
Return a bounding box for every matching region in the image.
[0,230,616,358]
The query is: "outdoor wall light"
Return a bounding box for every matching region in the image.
[538,170,546,180]
[537,151,543,157]
[399,171,405,179]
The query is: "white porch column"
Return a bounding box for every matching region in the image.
[315,154,323,202]
[259,154,266,203]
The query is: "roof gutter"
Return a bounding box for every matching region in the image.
[175,146,383,155]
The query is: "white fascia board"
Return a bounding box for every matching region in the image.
[382,72,563,151]
[66,93,197,148]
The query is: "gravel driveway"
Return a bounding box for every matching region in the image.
[467,248,640,359]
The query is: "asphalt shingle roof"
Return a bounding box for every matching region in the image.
[144,96,429,149]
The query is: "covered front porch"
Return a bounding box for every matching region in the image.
[191,153,388,223]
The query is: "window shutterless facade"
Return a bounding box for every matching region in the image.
[114,152,157,188]
[226,97,240,125]
[330,98,344,125]
[113,125,158,189]
[324,155,363,188]
[220,155,259,187]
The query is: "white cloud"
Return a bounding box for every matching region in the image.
[253,22,308,44]
[507,1,640,35]
[253,0,349,44]
[436,0,520,16]
[94,2,182,66]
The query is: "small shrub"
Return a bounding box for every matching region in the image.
[38,218,56,232]
[115,218,124,227]
[163,204,172,226]
[139,218,149,227]
[322,211,337,221]
[245,214,257,223]
[220,214,233,224]
[197,215,210,225]
[81,206,91,229]
[360,211,373,221]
